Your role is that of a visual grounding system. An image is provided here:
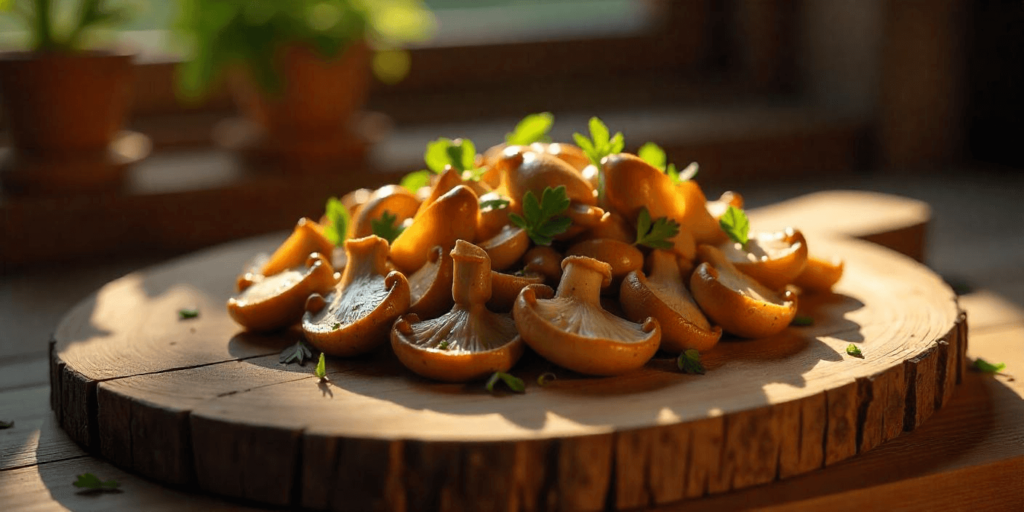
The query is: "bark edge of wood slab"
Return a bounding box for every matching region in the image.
[49,191,964,511]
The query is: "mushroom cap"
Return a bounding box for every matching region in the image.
[619,250,722,353]
[407,246,455,320]
[503,150,596,207]
[513,256,661,376]
[720,228,809,290]
[352,185,420,238]
[302,236,411,356]
[523,245,564,286]
[390,185,479,273]
[488,271,545,312]
[559,202,605,240]
[793,255,844,293]
[415,167,463,218]
[566,238,644,294]
[228,253,339,332]
[575,211,635,244]
[690,245,797,339]
[260,217,335,276]
[529,142,590,172]
[476,191,512,241]
[479,225,530,271]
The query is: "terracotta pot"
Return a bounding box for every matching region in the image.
[0,49,135,152]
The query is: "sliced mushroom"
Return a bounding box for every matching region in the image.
[575,211,635,244]
[706,191,744,220]
[415,167,463,217]
[513,256,661,376]
[530,142,590,172]
[390,185,479,273]
[476,191,513,241]
[236,252,270,292]
[352,185,420,238]
[260,218,336,276]
[407,246,455,320]
[229,253,339,332]
[559,202,605,240]
[391,240,524,382]
[690,245,797,338]
[302,236,411,356]
[793,255,844,293]
[503,150,596,207]
[620,250,722,352]
[566,238,644,293]
[479,225,530,271]
[719,228,808,290]
[488,271,545,312]
[523,246,563,285]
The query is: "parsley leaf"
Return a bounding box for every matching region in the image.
[537,372,557,386]
[677,349,706,375]
[424,138,483,180]
[323,197,351,247]
[480,198,510,210]
[637,142,698,183]
[719,206,750,247]
[486,371,525,393]
[371,210,405,244]
[573,116,624,168]
[508,185,572,246]
[73,473,120,492]
[178,308,199,320]
[506,112,554,146]
[634,207,680,249]
[846,344,863,358]
[279,342,313,366]
[314,353,327,380]
[0,420,13,429]
[437,340,450,350]
[399,170,432,192]
[791,315,814,326]
[973,358,1006,374]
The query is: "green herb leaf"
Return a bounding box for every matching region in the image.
[424,138,479,174]
[323,197,351,247]
[677,349,706,375]
[638,142,667,170]
[437,340,449,350]
[973,358,1006,374]
[846,344,863,358]
[506,112,555,146]
[0,420,13,429]
[537,372,557,386]
[73,473,120,491]
[486,371,525,393]
[634,207,680,249]
[508,186,573,246]
[573,117,624,168]
[719,206,750,247]
[791,315,814,327]
[279,342,313,366]
[480,198,510,210]
[315,353,327,380]
[400,170,433,192]
[178,308,199,320]
[371,210,406,244]
[331,322,341,330]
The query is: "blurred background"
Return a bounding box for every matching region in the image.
[1,0,1022,334]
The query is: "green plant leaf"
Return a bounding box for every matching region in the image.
[315,353,327,380]
[589,117,610,148]
[638,142,667,170]
[973,358,1006,374]
[73,473,120,491]
[480,198,510,210]
[486,371,525,393]
[178,308,199,320]
[719,206,750,247]
[506,112,555,146]
[508,186,572,246]
[537,372,557,386]
[279,342,313,366]
[424,138,480,175]
[400,170,433,192]
[323,197,351,247]
[846,344,863,358]
[424,138,453,173]
[677,349,705,375]
[790,315,814,327]
[634,207,680,249]
[371,210,405,244]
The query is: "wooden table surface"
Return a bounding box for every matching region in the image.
[2,182,1023,511]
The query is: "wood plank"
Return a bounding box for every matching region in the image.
[0,386,84,471]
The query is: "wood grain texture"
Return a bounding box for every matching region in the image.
[47,192,965,510]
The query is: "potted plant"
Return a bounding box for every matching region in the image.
[174,0,435,173]
[0,0,139,193]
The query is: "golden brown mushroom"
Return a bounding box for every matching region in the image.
[390,185,479,273]
[793,255,844,292]
[566,238,644,293]
[479,224,530,271]
[523,246,563,285]
[302,236,411,356]
[503,150,596,207]
[575,211,635,244]
[475,191,513,241]
[488,271,545,312]
[391,240,524,382]
[620,250,722,352]
[407,246,455,319]
[690,245,797,338]
[513,256,661,376]
[706,191,744,220]
[260,218,335,277]
[351,185,420,238]
[719,228,809,290]
[229,253,339,332]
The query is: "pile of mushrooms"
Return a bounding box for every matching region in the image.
[226,124,844,381]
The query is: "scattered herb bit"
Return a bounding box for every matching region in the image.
[279,342,313,366]
[846,344,863,358]
[400,170,433,192]
[486,371,525,393]
[573,117,624,195]
[371,210,406,244]
[506,112,555,146]
[508,185,572,246]
[973,358,1006,374]
[177,308,199,320]
[634,207,680,249]
[790,315,814,327]
[637,142,696,183]
[537,372,557,386]
[0,420,13,430]
[73,473,120,492]
[423,138,485,180]
[438,340,450,350]
[323,197,351,246]
[331,322,341,330]
[480,198,511,210]
[677,349,706,375]
[314,353,327,380]
[719,206,750,248]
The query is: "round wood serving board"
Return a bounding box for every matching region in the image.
[49,196,965,512]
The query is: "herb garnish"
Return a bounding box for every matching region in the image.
[791,315,814,326]
[0,420,13,430]
[634,207,680,249]
[973,358,1006,374]
[486,371,525,393]
[371,210,405,244]
[279,342,313,366]
[677,349,706,375]
[506,112,555,146]
[399,170,433,192]
[331,322,341,330]
[537,372,557,386]
[177,308,199,320]
[846,344,863,358]
[73,473,120,492]
[508,185,572,246]
[424,138,486,181]
[719,206,750,248]
[573,117,624,168]
[314,353,327,380]
[637,142,698,183]
[480,198,510,210]
[438,340,450,350]
[323,197,351,247]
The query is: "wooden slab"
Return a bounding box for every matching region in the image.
[49,192,964,511]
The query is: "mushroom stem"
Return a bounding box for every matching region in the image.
[451,240,493,306]
[555,256,613,302]
[647,249,681,282]
[341,236,391,287]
